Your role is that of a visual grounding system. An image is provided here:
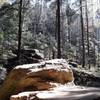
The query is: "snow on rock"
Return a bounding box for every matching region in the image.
[0,59,74,100]
[10,82,76,100]
[10,91,37,100]
[72,67,100,87]
[15,59,71,72]
[34,49,44,58]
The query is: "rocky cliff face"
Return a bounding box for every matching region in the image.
[0,59,74,100]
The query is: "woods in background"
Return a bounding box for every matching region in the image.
[0,0,100,69]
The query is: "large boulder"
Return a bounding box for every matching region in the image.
[0,59,74,100]
[4,49,44,72]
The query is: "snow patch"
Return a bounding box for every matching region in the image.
[11,91,37,98]
[34,49,44,58]
[36,91,69,99]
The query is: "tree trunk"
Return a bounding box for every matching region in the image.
[17,0,23,59]
[85,0,90,68]
[80,0,85,68]
[97,28,100,68]
[67,17,71,43]
[91,0,96,67]
[57,0,61,58]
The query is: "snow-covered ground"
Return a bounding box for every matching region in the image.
[11,82,100,100]
[36,88,100,100]
[36,82,100,100]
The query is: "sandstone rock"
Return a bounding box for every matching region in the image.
[0,59,74,100]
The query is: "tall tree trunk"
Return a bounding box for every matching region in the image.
[97,28,100,67]
[85,0,90,68]
[91,0,96,67]
[96,0,100,68]
[57,0,61,58]
[67,17,71,43]
[17,0,23,59]
[80,0,85,68]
